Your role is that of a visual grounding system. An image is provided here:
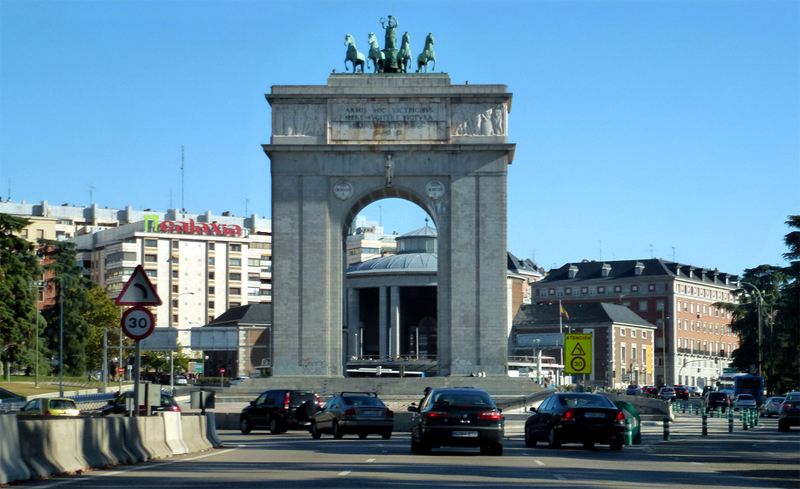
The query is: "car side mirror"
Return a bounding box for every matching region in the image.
[530,406,538,412]
[250,400,257,406]
[407,406,419,413]
[497,408,502,414]
[107,400,114,406]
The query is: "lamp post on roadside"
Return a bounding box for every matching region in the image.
[739,281,763,378]
[28,281,47,388]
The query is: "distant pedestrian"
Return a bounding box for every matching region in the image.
[576,380,585,393]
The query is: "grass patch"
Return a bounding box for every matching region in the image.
[0,376,106,397]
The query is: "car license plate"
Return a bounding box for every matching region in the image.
[584,412,605,418]
[361,410,380,416]
[452,430,478,437]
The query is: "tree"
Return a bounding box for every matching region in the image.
[0,214,43,377]
[772,216,800,393]
[84,286,122,374]
[39,239,96,377]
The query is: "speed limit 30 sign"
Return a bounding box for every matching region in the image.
[121,306,156,340]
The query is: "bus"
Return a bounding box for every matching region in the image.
[717,373,763,405]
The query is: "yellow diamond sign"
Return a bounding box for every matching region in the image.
[565,333,592,374]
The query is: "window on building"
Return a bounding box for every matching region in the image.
[248,273,260,282]
[690,303,695,314]
[620,328,626,336]
[565,288,572,295]
[632,347,636,361]
[622,301,631,308]
[170,257,178,264]
[172,314,178,323]
[678,319,683,330]
[172,299,178,307]
[715,324,719,335]
[145,239,157,247]
[642,331,647,339]
[208,286,215,295]
[229,273,241,281]
[691,339,695,352]
[632,285,639,292]
[614,285,622,293]
[690,321,695,332]
[208,272,215,280]
[208,257,215,266]
[639,300,648,312]
[248,258,260,267]
[684,302,688,312]
[230,288,241,295]
[540,289,548,297]
[703,323,707,334]
[656,300,665,311]
[145,254,157,263]
[702,305,707,315]
[642,348,647,365]
[589,287,596,296]
[209,243,215,250]
[230,302,240,308]
[172,285,178,293]
[172,241,179,249]
[656,318,663,329]
[648,284,656,291]
[230,244,241,252]
[621,346,626,362]
[598,286,605,293]
[678,337,682,348]
[632,329,637,338]
[209,301,215,309]
[146,270,157,277]
[229,258,241,267]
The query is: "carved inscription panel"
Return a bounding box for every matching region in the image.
[330,101,447,142]
[273,104,326,137]
[451,104,506,137]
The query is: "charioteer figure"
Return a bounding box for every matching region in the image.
[381,16,401,72]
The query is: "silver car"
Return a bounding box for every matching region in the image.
[658,387,676,402]
[733,394,757,411]
[761,396,784,417]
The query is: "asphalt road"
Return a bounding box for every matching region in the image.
[16,410,799,489]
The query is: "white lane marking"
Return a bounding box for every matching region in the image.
[34,449,240,488]
[381,450,388,454]
[690,462,704,465]
[366,458,376,463]
[554,474,566,480]
[338,471,351,476]
[534,460,545,466]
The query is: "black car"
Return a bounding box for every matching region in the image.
[240,389,322,434]
[101,391,180,416]
[409,388,504,456]
[778,391,800,432]
[310,392,394,439]
[705,391,730,413]
[524,393,624,450]
[673,386,689,401]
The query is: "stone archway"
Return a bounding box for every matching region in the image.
[263,74,515,377]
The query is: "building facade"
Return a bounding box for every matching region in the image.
[532,259,740,387]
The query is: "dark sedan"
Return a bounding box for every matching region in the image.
[673,385,689,401]
[101,391,180,416]
[409,388,504,456]
[310,392,394,439]
[524,393,625,450]
[778,392,800,432]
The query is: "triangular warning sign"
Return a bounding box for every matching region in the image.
[570,343,586,356]
[115,265,162,306]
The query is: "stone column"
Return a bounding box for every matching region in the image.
[347,287,360,359]
[389,286,401,358]
[379,286,388,359]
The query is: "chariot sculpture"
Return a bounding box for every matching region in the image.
[343,16,436,74]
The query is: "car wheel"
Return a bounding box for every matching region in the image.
[778,422,789,432]
[382,430,392,440]
[332,421,344,439]
[610,441,623,451]
[490,443,503,456]
[311,421,322,439]
[269,418,283,434]
[524,428,537,447]
[547,427,561,449]
[583,441,595,450]
[240,416,252,434]
[358,433,368,439]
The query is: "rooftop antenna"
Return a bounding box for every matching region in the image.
[169,189,173,210]
[599,240,602,261]
[89,183,94,205]
[7,178,10,201]
[649,244,654,259]
[379,204,382,229]
[244,195,249,215]
[181,146,185,214]
[672,246,676,262]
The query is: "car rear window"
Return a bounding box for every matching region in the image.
[559,395,614,408]
[432,392,494,407]
[50,400,77,409]
[289,391,317,406]
[785,394,800,402]
[343,396,385,407]
[738,395,754,400]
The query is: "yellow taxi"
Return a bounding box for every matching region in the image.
[18,398,80,416]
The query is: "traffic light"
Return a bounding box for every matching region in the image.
[720,349,725,357]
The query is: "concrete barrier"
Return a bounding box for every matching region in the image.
[122,417,150,462]
[181,415,212,452]
[205,413,223,447]
[18,418,86,478]
[162,412,189,456]
[80,417,136,468]
[0,414,31,484]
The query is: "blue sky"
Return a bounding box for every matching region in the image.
[1,1,797,276]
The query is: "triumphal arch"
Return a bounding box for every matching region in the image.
[263,27,515,376]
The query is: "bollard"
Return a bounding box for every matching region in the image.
[624,418,633,446]
[728,408,734,433]
[663,417,671,441]
[742,409,748,430]
[702,410,708,436]
[681,402,686,414]
[717,407,721,418]
[750,409,756,428]
[754,408,759,426]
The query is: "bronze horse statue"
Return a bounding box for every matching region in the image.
[417,33,435,73]
[344,34,365,73]
[367,32,384,73]
[399,32,412,73]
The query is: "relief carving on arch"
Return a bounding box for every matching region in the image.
[273,104,326,136]
[451,104,506,136]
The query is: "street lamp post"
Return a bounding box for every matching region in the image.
[28,281,46,388]
[740,281,763,378]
